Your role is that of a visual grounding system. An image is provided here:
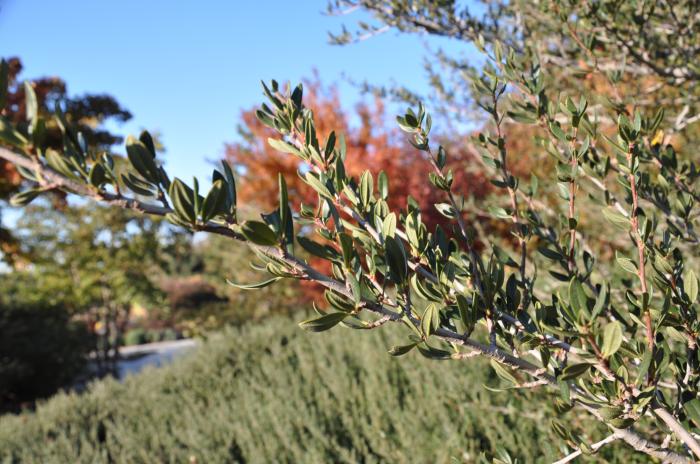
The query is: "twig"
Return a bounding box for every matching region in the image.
[552,433,618,464]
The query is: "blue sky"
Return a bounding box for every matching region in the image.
[0,0,474,185]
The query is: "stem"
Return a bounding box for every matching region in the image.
[568,128,579,274]
[552,433,618,464]
[626,145,654,361]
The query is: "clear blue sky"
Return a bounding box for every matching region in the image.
[0,0,471,184]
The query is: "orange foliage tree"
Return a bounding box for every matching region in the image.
[225,79,492,235]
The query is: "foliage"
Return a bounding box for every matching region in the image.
[0,302,92,411]
[0,57,132,264]
[0,317,644,463]
[2,1,700,461]
[6,204,180,374]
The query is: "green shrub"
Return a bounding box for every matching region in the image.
[0,316,643,463]
[0,303,92,411]
[123,328,148,346]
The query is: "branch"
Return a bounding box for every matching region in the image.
[552,433,618,464]
[0,146,693,464]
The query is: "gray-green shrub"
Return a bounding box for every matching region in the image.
[0,317,642,463]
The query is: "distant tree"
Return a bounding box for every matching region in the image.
[5,204,176,375]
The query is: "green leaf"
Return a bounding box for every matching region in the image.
[548,121,567,142]
[168,178,196,223]
[416,344,452,360]
[88,163,107,187]
[683,269,698,302]
[338,233,354,268]
[382,212,397,239]
[602,207,630,231]
[388,343,418,357]
[24,81,38,131]
[267,137,301,156]
[591,283,608,320]
[227,277,281,290]
[378,171,388,200]
[304,172,333,199]
[347,273,362,306]
[240,220,278,246]
[435,202,457,219]
[297,236,336,260]
[127,135,159,181]
[200,180,227,223]
[385,236,408,284]
[421,304,440,336]
[278,174,292,244]
[601,321,623,358]
[360,170,373,208]
[221,160,237,213]
[568,278,588,318]
[598,405,624,421]
[559,363,592,381]
[683,399,700,427]
[299,312,347,332]
[490,359,518,385]
[635,348,653,386]
[616,253,637,275]
[139,130,157,157]
[9,188,42,206]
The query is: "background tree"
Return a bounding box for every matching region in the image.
[5,204,177,375]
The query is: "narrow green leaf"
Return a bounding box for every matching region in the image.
[683,269,698,302]
[559,363,592,381]
[126,135,160,183]
[360,170,373,208]
[347,273,362,306]
[568,278,588,317]
[299,312,347,332]
[421,304,439,336]
[382,212,397,238]
[683,399,700,427]
[240,220,278,246]
[268,137,301,155]
[227,277,281,290]
[304,172,333,199]
[9,188,42,206]
[200,180,227,223]
[378,171,388,200]
[385,236,408,284]
[602,207,630,230]
[388,343,418,357]
[601,321,623,358]
[23,81,38,131]
[616,254,637,275]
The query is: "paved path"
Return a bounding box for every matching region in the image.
[117,339,197,379]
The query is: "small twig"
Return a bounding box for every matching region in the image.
[552,433,619,464]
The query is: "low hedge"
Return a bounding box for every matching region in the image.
[0,316,645,463]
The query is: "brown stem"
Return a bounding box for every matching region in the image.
[626,146,654,358]
[568,128,579,273]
